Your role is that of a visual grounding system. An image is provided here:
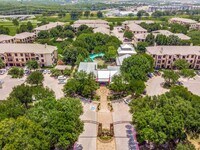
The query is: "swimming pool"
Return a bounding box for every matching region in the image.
[89,53,105,61]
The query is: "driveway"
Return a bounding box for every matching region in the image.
[112,102,138,150]
[0,74,26,100]
[77,102,97,150]
[146,76,169,96]
[43,74,64,99]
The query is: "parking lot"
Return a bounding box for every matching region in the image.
[181,76,200,96]
[146,76,169,96]
[43,74,65,99]
[76,102,97,150]
[112,102,138,150]
[0,74,26,100]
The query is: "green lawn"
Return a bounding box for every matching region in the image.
[0,20,38,35]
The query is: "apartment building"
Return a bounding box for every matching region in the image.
[0,35,15,43]
[124,22,147,34]
[34,22,65,35]
[0,44,57,67]
[169,18,197,26]
[72,20,109,30]
[190,23,200,30]
[134,30,191,43]
[146,46,200,69]
[14,32,36,43]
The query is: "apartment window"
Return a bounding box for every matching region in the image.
[7,53,11,57]
[158,56,162,59]
[16,58,18,62]
[1,57,4,60]
[36,57,39,60]
[169,56,172,59]
[15,53,18,57]
[31,53,35,57]
[26,58,29,61]
[157,60,161,64]
[21,58,24,62]
[187,55,189,58]
[182,56,185,59]
[190,60,193,63]
[168,61,171,64]
[20,53,23,57]
[162,60,165,63]
[198,56,200,59]
[41,59,44,62]
[191,55,194,58]
[25,53,29,57]
[197,61,200,64]
[163,55,166,58]
[153,55,156,58]
[40,54,43,57]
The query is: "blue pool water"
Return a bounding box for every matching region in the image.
[88,53,105,61]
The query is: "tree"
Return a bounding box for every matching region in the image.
[12,19,19,26]
[8,67,24,78]
[27,21,33,31]
[70,11,80,20]
[26,71,44,86]
[84,11,90,18]
[97,11,103,18]
[124,31,133,40]
[109,75,127,94]
[63,71,98,98]
[104,46,117,61]
[58,12,66,18]
[9,84,33,109]
[17,24,28,33]
[176,142,196,150]
[0,58,5,69]
[0,117,50,150]
[0,98,25,121]
[129,80,146,96]
[170,23,188,34]
[162,70,180,87]
[26,97,84,149]
[145,33,155,46]
[155,34,168,45]
[38,31,50,39]
[50,28,59,38]
[121,54,152,81]
[167,35,181,45]
[63,30,75,39]
[173,59,190,70]
[180,69,195,78]
[136,42,148,53]
[0,26,10,35]
[26,60,39,70]
[62,46,89,66]
[50,68,62,77]
[129,87,200,147]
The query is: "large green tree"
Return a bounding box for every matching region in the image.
[121,54,153,81]
[26,97,84,149]
[9,84,33,109]
[0,117,49,150]
[162,70,180,87]
[63,71,98,98]
[26,60,39,70]
[129,86,200,148]
[26,71,44,86]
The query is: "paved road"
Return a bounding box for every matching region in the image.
[77,102,97,150]
[112,102,138,150]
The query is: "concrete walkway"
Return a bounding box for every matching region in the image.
[96,86,116,150]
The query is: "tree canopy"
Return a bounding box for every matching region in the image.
[129,86,200,148]
[26,71,44,86]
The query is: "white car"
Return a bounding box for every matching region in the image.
[58,75,67,80]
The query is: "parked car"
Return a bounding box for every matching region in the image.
[58,75,67,80]
[123,95,132,104]
[175,81,183,86]
[58,80,67,84]
[154,70,161,76]
[0,69,6,75]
